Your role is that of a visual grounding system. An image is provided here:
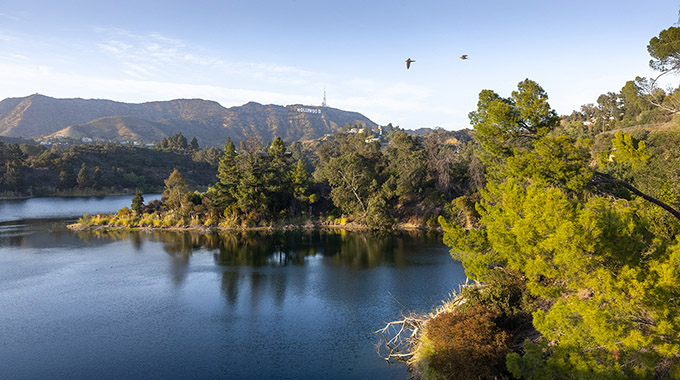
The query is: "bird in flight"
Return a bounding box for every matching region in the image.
[405,58,415,69]
[460,55,468,60]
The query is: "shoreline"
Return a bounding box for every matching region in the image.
[0,190,145,201]
[67,221,439,233]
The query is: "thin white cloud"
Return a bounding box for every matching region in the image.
[0,12,21,22]
[92,28,326,86]
[0,33,22,42]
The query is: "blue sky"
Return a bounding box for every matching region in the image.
[0,1,677,130]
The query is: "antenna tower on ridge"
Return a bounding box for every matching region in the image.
[322,87,327,107]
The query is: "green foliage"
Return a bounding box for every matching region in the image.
[385,131,427,199]
[439,77,680,379]
[321,152,376,215]
[647,26,680,73]
[131,189,144,214]
[216,137,239,206]
[469,79,559,163]
[189,136,199,151]
[609,131,650,169]
[506,136,593,191]
[162,168,190,213]
[77,162,90,188]
[158,132,189,152]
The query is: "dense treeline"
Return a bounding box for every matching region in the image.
[0,138,218,197]
[78,126,475,229]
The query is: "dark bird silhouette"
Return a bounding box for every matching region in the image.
[460,55,468,60]
[405,58,415,69]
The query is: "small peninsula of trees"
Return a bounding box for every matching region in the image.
[77,126,475,230]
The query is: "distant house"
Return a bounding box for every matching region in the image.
[81,137,93,143]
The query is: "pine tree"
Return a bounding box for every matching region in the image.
[265,137,291,215]
[92,166,102,190]
[77,163,90,188]
[131,188,144,214]
[216,137,239,206]
[189,136,199,151]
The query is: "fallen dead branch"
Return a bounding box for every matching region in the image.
[374,284,476,368]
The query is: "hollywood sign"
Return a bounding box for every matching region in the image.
[297,107,321,114]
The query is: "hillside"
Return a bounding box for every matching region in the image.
[0,94,377,146]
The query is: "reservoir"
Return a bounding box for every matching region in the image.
[0,196,467,379]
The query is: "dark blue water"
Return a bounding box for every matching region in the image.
[0,197,467,380]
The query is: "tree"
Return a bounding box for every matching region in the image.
[385,131,427,199]
[291,159,312,213]
[321,152,376,215]
[189,136,199,151]
[265,136,292,215]
[291,159,311,199]
[77,163,90,188]
[647,26,680,74]
[131,189,144,214]
[636,26,680,114]
[0,143,26,192]
[469,79,559,165]
[162,168,190,213]
[59,166,74,189]
[92,166,102,190]
[439,80,680,378]
[216,137,239,206]
[234,140,268,218]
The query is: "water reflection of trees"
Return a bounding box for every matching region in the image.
[74,228,444,269]
[72,228,447,311]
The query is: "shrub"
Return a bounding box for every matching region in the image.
[422,303,511,379]
[117,207,131,217]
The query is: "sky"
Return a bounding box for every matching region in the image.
[0,1,678,130]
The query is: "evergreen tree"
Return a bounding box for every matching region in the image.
[439,79,680,379]
[291,159,311,199]
[291,159,312,214]
[216,137,239,206]
[235,140,268,218]
[131,188,144,214]
[189,136,199,151]
[92,166,102,190]
[59,166,74,189]
[77,163,90,188]
[265,137,291,215]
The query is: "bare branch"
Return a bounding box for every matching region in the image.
[592,171,680,222]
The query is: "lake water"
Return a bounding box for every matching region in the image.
[0,196,467,380]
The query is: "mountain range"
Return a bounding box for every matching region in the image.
[0,94,378,146]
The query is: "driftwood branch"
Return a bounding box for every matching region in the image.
[375,289,470,366]
[374,314,428,365]
[592,171,680,222]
